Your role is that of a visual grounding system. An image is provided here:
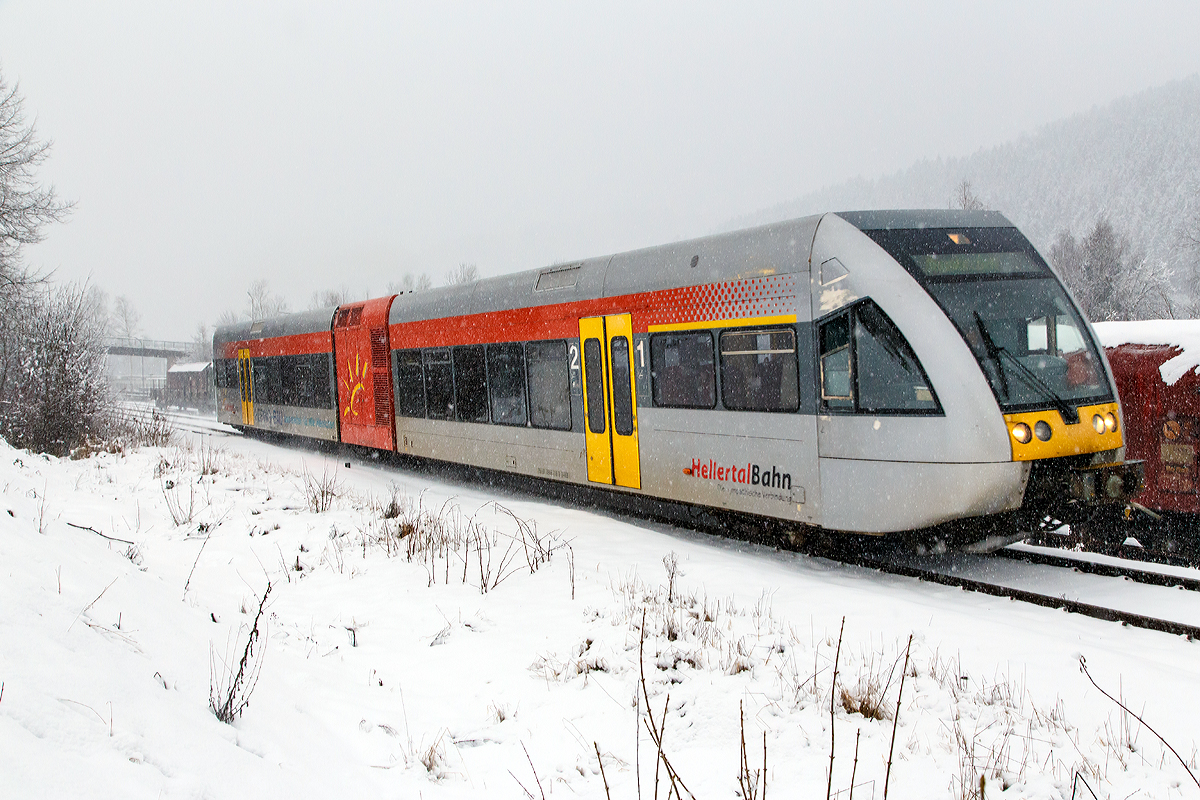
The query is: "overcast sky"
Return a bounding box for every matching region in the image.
[2,1,1199,338]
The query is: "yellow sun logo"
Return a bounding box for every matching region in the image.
[341,352,367,418]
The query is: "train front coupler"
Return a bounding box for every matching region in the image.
[1067,460,1145,505]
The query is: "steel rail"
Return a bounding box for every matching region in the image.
[995,547,1200,593]
[847,554,1200,640]
[118,406,239,438]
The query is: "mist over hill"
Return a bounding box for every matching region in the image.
[728,75,1200,307]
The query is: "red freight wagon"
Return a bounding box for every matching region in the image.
[1094,320,1200,557]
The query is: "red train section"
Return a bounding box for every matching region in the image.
[1094,321,1200,557]
[333,296,397,451]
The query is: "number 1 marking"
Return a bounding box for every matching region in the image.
[635,339,645,369]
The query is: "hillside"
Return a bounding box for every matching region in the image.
[730,76,1200,299]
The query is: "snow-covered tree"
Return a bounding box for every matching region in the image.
[0,68,86,453]
[1050,218,1175,321]
[0,282,111,455]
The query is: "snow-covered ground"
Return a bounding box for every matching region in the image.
[2,422,1198,799]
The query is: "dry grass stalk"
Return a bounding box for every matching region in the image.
[883,633,913,799]
[301,463,340,512]
[161,474,197,525]
[210,581,271,723]
[593,741,612,800]
[738,699,767,800]
[638,609,697,800]
[827,616,845,800]
[1079,655,1199,792]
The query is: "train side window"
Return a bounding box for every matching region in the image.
[650,332,716,408]
[313,353,334,408]
[487,343,527,426]
[395,349,426,418]
[610,336,634,435]
[453,345,489,423]
[270,357,284,404]
[280,356,298,406]
[820,315,853,409]
[819,300,940,414]
[719,328,799,412]
[295,359,313,407]
[252,359,270,405]
[526,340,571,431]
[424,349,454,419]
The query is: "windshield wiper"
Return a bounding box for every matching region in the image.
[973,312,1079,424]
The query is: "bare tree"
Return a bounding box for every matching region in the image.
[192,322,213,361]
[445,263,478,286]
[0,69,71,298]
[951,179,986,211]
[0,69,74,437]
[111,295,141,340]
[245,279,289,320]
[386,272,432,294]
[307,285,365,310]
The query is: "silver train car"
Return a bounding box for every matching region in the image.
[214,209,1142,547]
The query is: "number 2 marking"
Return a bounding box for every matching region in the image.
[569,343,580,370]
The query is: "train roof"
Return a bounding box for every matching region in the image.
[213,306,337,348]
[389,215,823,324]
[1095,319,1200,386]
[215,209,1028,341]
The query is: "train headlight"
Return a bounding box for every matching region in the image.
[1034,420,1053,442]
[1011,422,1032,443]
[1092,414,1106,434]
[1105,412,1118,432]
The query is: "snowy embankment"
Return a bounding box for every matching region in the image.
[2,426,1198,799]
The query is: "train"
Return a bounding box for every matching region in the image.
[213,209,1143,551]
[1072,321,1200,560]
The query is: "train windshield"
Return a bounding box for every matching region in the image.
[865,226,1112,415]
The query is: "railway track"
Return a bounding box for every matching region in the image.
[835,547,1200,641]
[996,545,1200,592]
[1025,527,1199,571]
[118,405,240,438]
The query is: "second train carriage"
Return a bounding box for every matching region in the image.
[214,209,1143,546]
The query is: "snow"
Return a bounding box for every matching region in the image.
[166,363,212,374]
[3,422,1199,799]
[1094,319,1200,385]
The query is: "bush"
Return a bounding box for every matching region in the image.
[0,282,111,455]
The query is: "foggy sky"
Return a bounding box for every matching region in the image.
[2,1,1199,338]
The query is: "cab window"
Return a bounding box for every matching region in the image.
[818,300,940,414]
